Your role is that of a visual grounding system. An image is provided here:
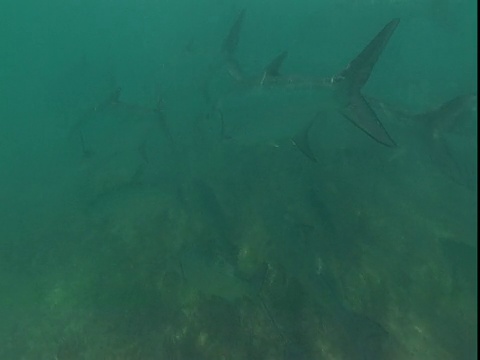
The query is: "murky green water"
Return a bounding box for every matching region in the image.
[0,0,476,359]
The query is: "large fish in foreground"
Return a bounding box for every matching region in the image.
[209,10,399,157]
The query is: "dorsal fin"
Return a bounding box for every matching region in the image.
[94,86,122,112]
[264,51,288,77]
[221,9,246,57]
[221,10,247,81]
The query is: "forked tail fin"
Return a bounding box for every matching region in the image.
[413,93,477,134]
[336,19,400,147]
[414,94,477,187]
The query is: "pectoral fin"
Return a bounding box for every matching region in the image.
[291,120,318,162]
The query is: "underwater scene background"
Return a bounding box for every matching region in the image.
[0,0,477,359]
